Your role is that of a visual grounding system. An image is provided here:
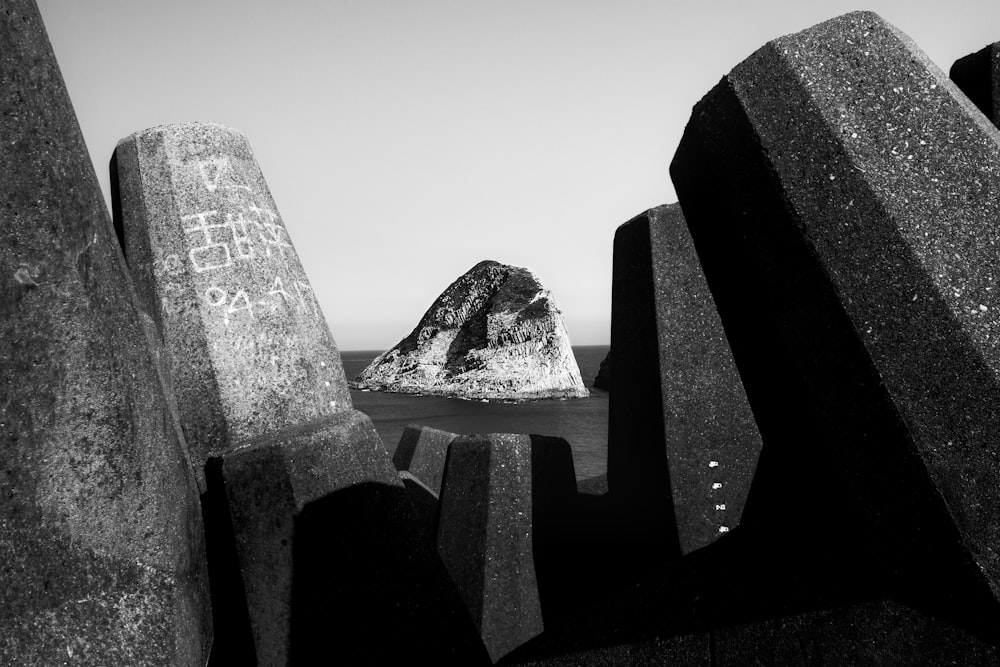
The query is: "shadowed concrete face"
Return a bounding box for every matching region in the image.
[0,1,210,663]
[112,123,352,485]
[951,42,1000,129]
[672,10,1000,643]
[608,203,762,558]
[289,480,491,665]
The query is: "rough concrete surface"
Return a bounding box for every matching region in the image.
[0,1,210,663]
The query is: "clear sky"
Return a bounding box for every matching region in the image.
[37,1,1000,350]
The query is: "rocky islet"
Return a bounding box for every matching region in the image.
[352,260,590,401]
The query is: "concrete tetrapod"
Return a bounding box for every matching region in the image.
[672,10,1000,643]
[0,1,210,663]
[112,122,352,487]
[437,433,578,662]
[951,41,1000,129]
[113,122,487,664]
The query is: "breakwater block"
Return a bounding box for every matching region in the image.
[714,600,1000,664]
[671,10,1000,641]
[215,411,489,665]
[393,423,457,496]
[0,1,210,663]
[951,41,1000,128]
[608,203,762,559]
[112,122,353,484]
[437,433,578,662]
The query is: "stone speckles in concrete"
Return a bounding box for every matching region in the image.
[608,204,762,557]
[671,10,1000,642]
[0,1,210,663]
[112,122,352,484]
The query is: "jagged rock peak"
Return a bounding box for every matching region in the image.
[353,260,589,401]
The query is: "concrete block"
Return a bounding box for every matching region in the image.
[671,10,1000,641]
[608,203,762,558]
[0,1,210,662]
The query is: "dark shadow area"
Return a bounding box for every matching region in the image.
[528,435,579,628]
[435,439,491,633]
[288,481,490,666]
[399,471,440,547]
[444,300,491,373]
[606,211,680,574]
[109,151,126,259]
[950,44,996,124]
[203,459,257,667]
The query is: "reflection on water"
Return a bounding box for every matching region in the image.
[341,346,609,480]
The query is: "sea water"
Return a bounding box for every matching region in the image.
[341,345,609,481]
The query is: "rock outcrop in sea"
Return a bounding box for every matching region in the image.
[353,260,589,401]
[593,351,611,390]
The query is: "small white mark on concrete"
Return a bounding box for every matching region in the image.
[712,483,723,490]
[13,267,37,286]
[715,504,726,511]
[329,401,336,408]
[709,461,719,468]
[325,381,331,387]
[980,304,989,312]
[320,361,327,368]
[718,526,730,533]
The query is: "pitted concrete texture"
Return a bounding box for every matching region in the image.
[113,122,352,484]
[0,1,210,663]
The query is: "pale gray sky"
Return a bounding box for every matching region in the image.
[37,1,1000,349]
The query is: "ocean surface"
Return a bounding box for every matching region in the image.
[341,345,610,481]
